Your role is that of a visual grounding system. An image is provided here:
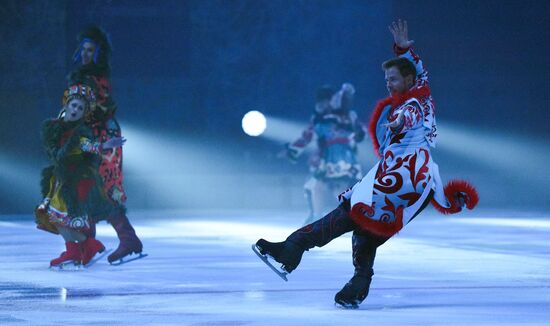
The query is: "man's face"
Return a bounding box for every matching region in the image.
[63,98,86,122]
[81,41,96,65]
[385,66,412,95]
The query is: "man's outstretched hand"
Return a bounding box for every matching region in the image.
[389,19,414,49]
[382,109,406,130]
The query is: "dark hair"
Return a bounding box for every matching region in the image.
[74,25,112,73]
[382,57,416,80]
[316,85,335,102]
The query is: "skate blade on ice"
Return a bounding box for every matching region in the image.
[84,249,112,268]
[110,252,148,266]
[49,261,83,271]
[335,301,360,310]
[251,244,288,282]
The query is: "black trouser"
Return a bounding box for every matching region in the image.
[286,190,434,276]
[286,203,387,277]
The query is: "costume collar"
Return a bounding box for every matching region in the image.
[368,85,431,156]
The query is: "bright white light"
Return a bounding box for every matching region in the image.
[242,110,267,137]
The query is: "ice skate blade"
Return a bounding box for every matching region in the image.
[251,244,288,282]
[84,249,112,268]
[334,301,360,310]
[49,261,83,271]
[110,252,148,266]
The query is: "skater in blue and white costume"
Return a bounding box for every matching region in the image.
[286,83,365,224]
[254,20,479,308]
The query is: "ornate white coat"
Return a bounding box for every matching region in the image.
[339,46,478,237]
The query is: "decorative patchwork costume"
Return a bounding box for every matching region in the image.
[287,85,366,222]
[339,45,478,237]
[254,42,479,309]
[68,26,143,264]
[288,108,365,184]
[35,86,120,236]
[35,84,114,267]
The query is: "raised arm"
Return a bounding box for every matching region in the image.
[389,20,428,87]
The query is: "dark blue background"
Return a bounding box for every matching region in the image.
[1,0,549,213]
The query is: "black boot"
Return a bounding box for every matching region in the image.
[107,214,143,263]
[334,232,386,308]
[255,239,304,273]
[259,203,357,273]
[334,274,372,309]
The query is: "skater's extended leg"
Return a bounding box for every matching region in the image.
[256,202,356,273]
[288,202,356,249]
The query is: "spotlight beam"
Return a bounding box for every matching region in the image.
[437,122,550,185]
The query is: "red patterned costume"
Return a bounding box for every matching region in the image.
[254,39,478,309]
[339,45,478,238]
[68,26,143,263]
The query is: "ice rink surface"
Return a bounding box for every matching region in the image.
[1,209,549,325]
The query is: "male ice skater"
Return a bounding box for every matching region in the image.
[253,20,478,308]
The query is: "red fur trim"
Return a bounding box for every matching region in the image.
[368,86,431,157]
[350,203,403,237]
[431,180,479,215]
[431,197,457,214]
[368,97,392,157]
